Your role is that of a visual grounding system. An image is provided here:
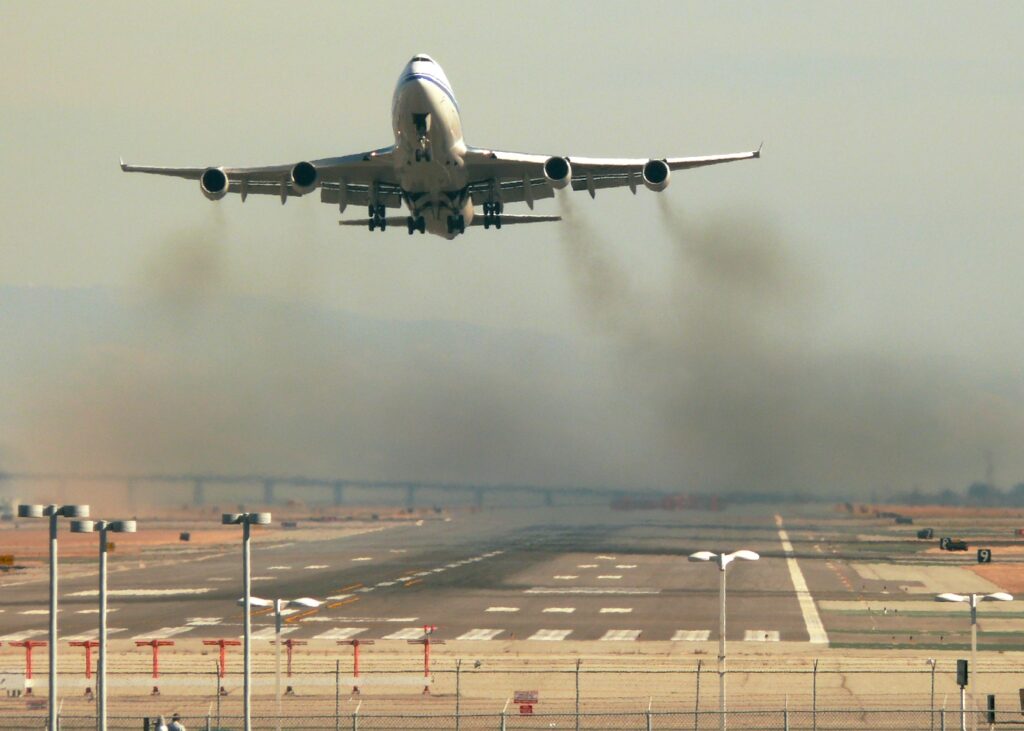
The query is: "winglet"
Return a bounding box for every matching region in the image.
[754,141,763,158]
[119,156,127,171]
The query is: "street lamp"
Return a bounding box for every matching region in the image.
[689,549,760,730]
[70,518,136,731]
[240,595,321,728]
[223,512,271,731]
[18,503,89,731]
[935,591,1013,712]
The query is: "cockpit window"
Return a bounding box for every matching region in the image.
[412,56,431,62]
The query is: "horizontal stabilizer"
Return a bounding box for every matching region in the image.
[338,217,408,227]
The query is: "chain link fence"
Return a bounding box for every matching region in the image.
[1,710,1022,730]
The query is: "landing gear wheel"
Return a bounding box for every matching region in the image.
[407,217,416,235]
[447,214,465,235]
[417,216,426,234]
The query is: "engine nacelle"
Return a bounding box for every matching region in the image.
[642,159,671,192]
[543,156,572,189]
[290,161,320,194]
[199,167,229,201]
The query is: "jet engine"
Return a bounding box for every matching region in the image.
[642,159,671,192]
[290,161,320,194]
[543,156,572,189]
[199,167,229,201]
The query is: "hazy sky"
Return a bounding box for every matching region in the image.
[1,3,1022,493]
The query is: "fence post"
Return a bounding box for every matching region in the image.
[456,659,462,731]
[335,659,341,731]
[646,709,652,731]
[575,658,581,731]
[694,658,702,731]
[812,658,818,731]
[783,706,789,731]
[929,659,937,731]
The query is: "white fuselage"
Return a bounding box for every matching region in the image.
[391,56,473,237]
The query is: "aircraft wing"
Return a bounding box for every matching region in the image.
[463,146,760,205]
[120,147,405,208]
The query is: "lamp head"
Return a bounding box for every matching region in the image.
[689,551,717,562]
[983,592,1013,602]
[60,504,89,518]
[17,504,44,519]
[936,593,969,603]
[728,550,760,562]
[250,512,272,525]
[110,520,137,533]
[222,513,242,525]
[70,520,96,533]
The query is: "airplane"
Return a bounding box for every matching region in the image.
[121,54,760,239]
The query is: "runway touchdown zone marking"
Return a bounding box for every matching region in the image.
[776,514,829,645]
[132,626,194,640]
[672,630,711,641]
[528,629,573,641]
[456,629,504,640]
[600,629,641,641]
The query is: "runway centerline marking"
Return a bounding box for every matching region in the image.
[304,565,329,570]
[744,630,780,642]
[78,608,118,614]
[615,565,637,569]
[672,630,711,642]
[528,629,573,641]
[595,556,617,561]
[577,564,598,568]
[600,607,632,613]
[352,557,373,562]
[268,566,291,571]
[69,588,213,597]
[597,575,622,580]
[456,628,504,640]
[486,607,519,612]
[553,575,578,580]
[543,607,575,613]
[775,514,829,645]
[20,609,60,615]
[600,629,641,641]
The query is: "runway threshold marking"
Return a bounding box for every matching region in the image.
[528,629,573,641]
[0,630,46,641]
[456,628,504,640]
[250,626,299,640]
[672,630,711,641]
[744,630,780,642]
[600,629,641,641]
[131,626,194,640]
[486,607,519,612]
[64,629,124,642]
[775,514,829,645]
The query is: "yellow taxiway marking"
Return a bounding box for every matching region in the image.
[403,578,423,588]
[328,596,361,609]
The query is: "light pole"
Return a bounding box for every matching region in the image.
[70,518,136,731]
[18,502,89,731]
[689,549,760,731]
[936,591,1013,716]
[223,511,271,731]
[242,595,321,729]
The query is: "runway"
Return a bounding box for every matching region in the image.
[0,505,816,645]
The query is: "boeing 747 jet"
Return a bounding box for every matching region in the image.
[122,54,759,239]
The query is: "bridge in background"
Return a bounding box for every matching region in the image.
[0,471,647,509]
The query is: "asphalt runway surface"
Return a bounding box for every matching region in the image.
[0,505,820,645]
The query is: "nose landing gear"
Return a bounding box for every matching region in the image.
[482,201,503,229]
[446,214,466,235]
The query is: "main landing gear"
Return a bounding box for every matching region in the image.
[406,216,426,235]
[482,201,503,229]
[367,204,387,231]
[446,214,466,235]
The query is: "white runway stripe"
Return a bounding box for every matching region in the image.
[456,628,504,640]
[314,627,367,641]
[486,607,519,613]
[304,564,328,570]
[578,564,598,568]
[776,515,829,645]
[186,617,221,626]
[69,588,212,597]
[528,629,572,641]
[672,630,711,642]
[597,575,622,580]
[250,626,299,640]
[744,630,780,642]
[268,566,291,571]
[20,609,59,615]
[615,564,637,569]
[77,608,118,614]
[382,627,430,640]
[543,607,575,613]
[64,629,124,642]
[600,607,632,613]
[596,555,616,560]
[132,626,194,640]
[0,630,46,641]
[553,575,578,580]
[600,629,641,641]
